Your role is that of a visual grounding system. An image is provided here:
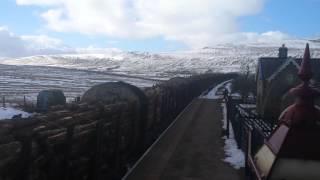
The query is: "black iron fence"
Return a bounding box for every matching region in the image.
[224,94,276,179]
[223,94,277,164]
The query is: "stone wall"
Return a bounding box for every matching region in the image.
[0,73,237,180]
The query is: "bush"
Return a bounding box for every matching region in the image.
[231,74,256,100]
[37,89,66,111]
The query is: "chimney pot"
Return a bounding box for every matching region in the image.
[278,44,288,59]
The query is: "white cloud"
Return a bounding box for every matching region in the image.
[16,0,266,47]
[0,27,27,57]
[0,27,124,57]
[16,0,62,6]
[0,26,310,58]
[0,26,312,58]
[75,46,121,54]
[217,31,291,45]
[0,27,73,58]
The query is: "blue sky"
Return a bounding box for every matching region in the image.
[0,0,319,56]
[239,0,320,38]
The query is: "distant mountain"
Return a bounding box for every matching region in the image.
[310,38,320,43]
[2,40,320,80]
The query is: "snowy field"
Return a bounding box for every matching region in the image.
[0,107,31,120]
[0,43,319,104]
[2,44,320,80]
[0,64,158,103]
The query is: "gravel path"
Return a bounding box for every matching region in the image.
[124,98,244,180]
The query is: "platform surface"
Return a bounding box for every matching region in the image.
[123,99,244,180]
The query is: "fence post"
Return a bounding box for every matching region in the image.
[114,111,122,179]
[63,125,74,180]
[2,96,5,108]
[24,96,26,107]
[92,120,103,180]
[17,135,32,180]
[226,95,230,138]
[238,114,243,149]
[245,127,252,178]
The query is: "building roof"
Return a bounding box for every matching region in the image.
[258,57,286,80]
[258,57,320,80]
[267,58,300,82]
[295,58,320,75]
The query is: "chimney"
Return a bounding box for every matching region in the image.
[278,44,288,59]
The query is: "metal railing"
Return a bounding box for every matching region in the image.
[223,94,277,179]
[224,95,276,147]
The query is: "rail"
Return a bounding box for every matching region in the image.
[223,93,277,179]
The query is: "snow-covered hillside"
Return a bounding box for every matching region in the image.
[2,43,320,80]
[0,41,319,102]
[0,64,158,103]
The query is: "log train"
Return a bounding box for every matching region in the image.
[0,73,236,180]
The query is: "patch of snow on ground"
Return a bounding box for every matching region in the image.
[200,80,232,99]
[221,102,245,169]
[200,79,244,168]
[0,107,30,120]
[231,92,242,97]
[239,104,256,108]
[225,81,232,93]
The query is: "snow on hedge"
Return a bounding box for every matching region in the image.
[0,107,30,120]
[200,80,232,99]
[221,103,245,169]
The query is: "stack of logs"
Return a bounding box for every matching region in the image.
[0,73,237,180]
